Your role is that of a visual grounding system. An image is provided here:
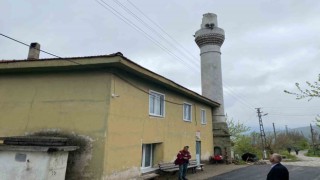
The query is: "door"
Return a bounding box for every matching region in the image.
[196,141,201,165]
[141,144,153,169]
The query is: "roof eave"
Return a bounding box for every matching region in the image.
[0,54,220,107]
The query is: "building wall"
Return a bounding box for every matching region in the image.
[0,68,214,180]
[0,70,112,179]
[104,72,213,179]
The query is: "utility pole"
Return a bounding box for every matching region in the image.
[273,122,276,143]
[285,125,288,135]
[252,134,256,145]
[310,124,316,155]
[256,108,267,159]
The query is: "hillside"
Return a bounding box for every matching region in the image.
[290,125,320,140]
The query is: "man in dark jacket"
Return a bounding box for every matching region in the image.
[176,146,191,180]
[267,153,289,180]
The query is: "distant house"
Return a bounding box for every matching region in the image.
[0,52,219,179]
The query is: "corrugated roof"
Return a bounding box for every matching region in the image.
[0,52,220,107]
[0,52,122,63]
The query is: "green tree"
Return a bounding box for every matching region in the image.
[226,117,251,143]
[234,135,260,157]
[226,118,260,158]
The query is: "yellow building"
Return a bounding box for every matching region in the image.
[0,52,220,179]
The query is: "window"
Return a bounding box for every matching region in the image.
[201,109,207,124]
[183,103,192,121]
[141,144,153,169]
[149,91,165,117]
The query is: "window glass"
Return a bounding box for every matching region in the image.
[149,91,165,117]
[183,103,192,121]
[144,144,152,167]
[201,109,206,124]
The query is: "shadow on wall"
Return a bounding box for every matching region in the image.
[27,130,94,180]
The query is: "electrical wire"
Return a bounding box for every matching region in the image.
[223,89,256,111]
[0,33,189,108]
[94,0,261,115]
[127,0,199,61]
[4,1,259,118]
[268,114,318,117]
[113,0,198,68]
[0,33,83,65]
[262,106,320,109]
[114,73,184,106]
[94,0,198,73]
[125,0,259,110]
[124,1,259,112]
[0,33,62,59]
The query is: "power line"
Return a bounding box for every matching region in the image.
[223,88,256,110]
[224,93,255,112]
[114,73,184,106]
[0,33,83,65]
[126,0,199,61]
[94,0,198,73]
[262,106,320,109]
[0,33,62,59]
[1,32,256,113]
[95,0,259,113]
[126,0,261,110]
[263,108,320,116]
[223,82,261,108]
[97,0,257,111]
[268,114,318,117]
[113,0,198,68]
[4,0,258,116]
[0,6,279,120]
[3,1,260,116]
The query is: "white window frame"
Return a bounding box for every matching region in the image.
[149,90,165,117]
[201,109,207,125]
[141,144,153,169]
[183,102,192,122]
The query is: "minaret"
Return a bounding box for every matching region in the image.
[195,13,231,162]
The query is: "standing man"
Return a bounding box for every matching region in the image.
[176,146,191,180]
[267,153,289,180]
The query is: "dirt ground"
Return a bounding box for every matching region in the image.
[157,163,248,180]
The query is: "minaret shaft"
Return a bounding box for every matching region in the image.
[195,13,225,122]
[195,13,231,163]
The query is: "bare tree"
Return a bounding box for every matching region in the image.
[284,74,320,127]
[284,74,320,100]
[275,131,308,151]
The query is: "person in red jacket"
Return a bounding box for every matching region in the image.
[176,146,191,180]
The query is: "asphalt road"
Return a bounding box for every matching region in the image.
[208,165,320,180]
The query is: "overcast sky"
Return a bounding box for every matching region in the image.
[1,0,319,132]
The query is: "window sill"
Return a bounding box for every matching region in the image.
[149,114,165,118]
[140,167,158,174]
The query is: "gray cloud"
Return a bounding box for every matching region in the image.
[1,0,319,131]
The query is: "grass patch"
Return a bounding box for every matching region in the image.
[305,149,320,157]
[279,151,298,161]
